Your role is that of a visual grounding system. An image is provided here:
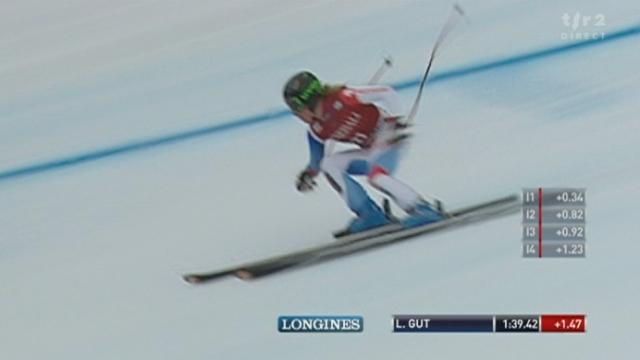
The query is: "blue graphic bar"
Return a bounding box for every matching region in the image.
[393,315,493,333]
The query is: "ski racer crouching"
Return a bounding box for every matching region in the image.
[283,71,445,236]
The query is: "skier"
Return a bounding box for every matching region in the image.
[283,71,444,235]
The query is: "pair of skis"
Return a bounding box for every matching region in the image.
[183,194,520,284]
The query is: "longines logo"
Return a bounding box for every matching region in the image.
[278,315,363,333]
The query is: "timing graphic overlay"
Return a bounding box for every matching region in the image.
[392,314,586,333]
[522,188,586,258]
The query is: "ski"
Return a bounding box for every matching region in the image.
[182,194,520,284]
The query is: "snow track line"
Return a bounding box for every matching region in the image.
[1,25,638,183]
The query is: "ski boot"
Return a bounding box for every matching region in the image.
[334,198,394,238]
[403,199,446,228]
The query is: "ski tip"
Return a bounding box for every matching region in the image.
[234,269,255,280]
[183,275,202,284]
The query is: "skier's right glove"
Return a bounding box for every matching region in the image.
[296,169,318,192]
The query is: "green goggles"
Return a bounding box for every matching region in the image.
[287,79,323,112]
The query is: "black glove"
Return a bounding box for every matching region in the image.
[296,169,318,192]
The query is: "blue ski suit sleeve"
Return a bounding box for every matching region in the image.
[306,131,325,173]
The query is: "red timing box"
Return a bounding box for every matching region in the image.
[541,314,586,333]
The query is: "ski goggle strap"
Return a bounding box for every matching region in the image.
[287,79,323,112]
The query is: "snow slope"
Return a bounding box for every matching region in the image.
[1,1,639,359]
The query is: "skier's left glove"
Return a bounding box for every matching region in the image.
[296,169,318,192]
